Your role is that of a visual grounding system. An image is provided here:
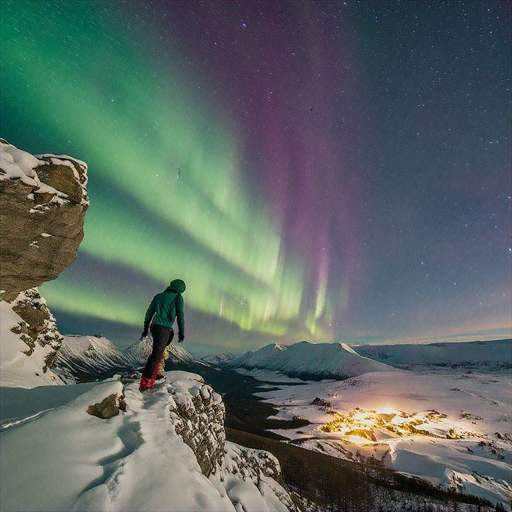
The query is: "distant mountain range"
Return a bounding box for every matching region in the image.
[353,338,512,371]
[56,335,511,383]
[203,341,399,380]
[55,334,193,381]
[203,338,512,379]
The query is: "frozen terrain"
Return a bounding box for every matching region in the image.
[2,296,510,510]
[203,339,512,508]
[246,367,511,508]
[0,372,294,512]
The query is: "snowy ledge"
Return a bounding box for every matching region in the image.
[0,371,295,512]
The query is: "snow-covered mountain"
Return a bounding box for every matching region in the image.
[202,351,241,366]
[210,341,399,380]
[353,338,512,371]
[55,334,194,381]
[123,334,193,365]
[206,339,512,379]
[56,335,132,376]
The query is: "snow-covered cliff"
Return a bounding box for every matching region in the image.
[0,371,298,512]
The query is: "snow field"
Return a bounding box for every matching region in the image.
[253,369,512,508]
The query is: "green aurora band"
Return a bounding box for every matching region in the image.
[1,1,333,342]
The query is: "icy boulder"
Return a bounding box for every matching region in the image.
[0,139,88,300]
[86,392,127,419]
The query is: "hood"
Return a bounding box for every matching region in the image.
[167,279,186,293]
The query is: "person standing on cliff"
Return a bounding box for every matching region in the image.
[139,279,186,391]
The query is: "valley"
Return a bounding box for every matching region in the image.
[169,361,509,510]
[48,336,512,510]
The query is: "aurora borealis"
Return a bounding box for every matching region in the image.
[1,1,510,356]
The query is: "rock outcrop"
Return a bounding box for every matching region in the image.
[168,372,227,477]
[164,372,299,510]
[0,140,88,386]
[0,139,88,301]
[9,288,64,372]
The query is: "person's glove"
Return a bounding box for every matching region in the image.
[178,334,185,343]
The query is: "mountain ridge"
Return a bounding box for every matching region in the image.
[204,338,512,379]
[208,341,399,380]
[353,338,512,370]
[54,334,193,382]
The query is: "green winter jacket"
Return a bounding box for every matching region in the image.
[144,286,185,337]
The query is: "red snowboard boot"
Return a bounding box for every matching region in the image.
[139,375,154,392]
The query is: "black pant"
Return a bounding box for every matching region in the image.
[142,324,174,379]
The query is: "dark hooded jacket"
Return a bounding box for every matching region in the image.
[143,283,185,337]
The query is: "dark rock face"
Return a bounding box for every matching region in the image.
[0,140,89,301]
[9,288,64,373]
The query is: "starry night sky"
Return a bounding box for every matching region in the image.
[1,1,510,356]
